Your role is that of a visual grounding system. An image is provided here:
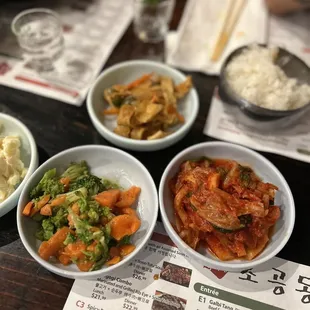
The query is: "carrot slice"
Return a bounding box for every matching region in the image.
[58,254,71,265]
[63,240,87,260]
[38,227,72,261]
[110,214,141,241]
[118,207,137,217]
[95,189,121,208]
[77,260,94,272]
[40,204,52,216]
[105,256,121,266]
[71,202,80,215]
[109,247,120,258]
[30,194,51,216]
[115,186,141,208]
[67,214,74,228]
[60,177,70,191]
[87,241,97,252]
[119,244,136,257]
[103,107,120,115]
[50,195,66,207]
[126,73,152,90]
[22,201,34,216]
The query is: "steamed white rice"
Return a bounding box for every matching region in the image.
[225,45,310,110]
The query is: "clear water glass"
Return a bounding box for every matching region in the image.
[11,8,64,72]
[133,0,175,43]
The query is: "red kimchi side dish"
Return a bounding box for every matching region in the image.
[169,157,281,261]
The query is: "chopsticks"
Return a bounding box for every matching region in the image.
[210,0,246,62]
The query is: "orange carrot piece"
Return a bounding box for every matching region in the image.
[63,240,87,260]
[103,107,120,115]
[87,241,97,252]
[40,204,52,216]
[105,256,121,266]
[118,207,137,217]
[30,194,51,216]
[58,254,71,265]
[71,202,80,215]
[50,195,66,207]
[60,177,70,191]
[67,214,74,228]
[95,189,121,208]
[77,260,94,272]
[38,227,72,261]
[22,201,34,216]
[110,214,141,241]
[126,73,152,90]
[109,247,120,258]
[115,186,141,208]
[119,244,136,257]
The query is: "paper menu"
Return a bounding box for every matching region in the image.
[203,89,310,164]
[0,0,133,106]
[63,222,310,310]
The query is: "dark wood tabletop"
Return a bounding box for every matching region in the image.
[0,1,310,309]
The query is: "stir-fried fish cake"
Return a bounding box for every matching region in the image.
[103,73,192,140]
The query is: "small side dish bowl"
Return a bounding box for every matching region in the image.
[219,44,310,121]
[0,113,38,217]
[87,60,199,151]
[159,142,295,272]
[17,145,158,279]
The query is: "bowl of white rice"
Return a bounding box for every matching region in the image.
[219,44,310,120]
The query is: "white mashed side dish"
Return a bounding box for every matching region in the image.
[0,124,28,203]
[225,45,310,110]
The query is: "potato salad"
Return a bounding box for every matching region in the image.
[0,124,27,203]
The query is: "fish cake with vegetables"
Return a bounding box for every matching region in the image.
[103,73,192,140]
[22,160,141,272]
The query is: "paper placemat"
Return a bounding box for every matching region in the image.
[64,222,310,310]
[0,0,133,106]
[204,89,310,164]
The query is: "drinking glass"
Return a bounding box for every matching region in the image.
[133,0,175,43]
[11,8,64,72]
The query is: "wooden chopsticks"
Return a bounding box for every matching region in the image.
[210,0,246,62]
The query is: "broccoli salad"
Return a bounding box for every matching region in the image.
[22,161,141,272]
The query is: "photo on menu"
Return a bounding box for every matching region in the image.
[160,261,192,287]
[152,290,187,310]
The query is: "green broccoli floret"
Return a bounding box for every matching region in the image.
[63,233,76,245]
[41,218,55,240]
[88,208,99,224]
[51,208,68,229]
[119,235,131,245]
[68,209,93,244]
[30,169,65,199]
[61,161,89,182]
[35,229,45,241]
[65,188,88,204]
[70,175,104,196]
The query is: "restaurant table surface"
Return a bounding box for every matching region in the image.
[1,1,310,309]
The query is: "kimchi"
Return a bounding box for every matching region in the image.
[170,157,280,261]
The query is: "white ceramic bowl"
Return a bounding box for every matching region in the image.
[87,60,199,151]
[0,113,38,217]
[159,142,295,272]
[17,145,158,279]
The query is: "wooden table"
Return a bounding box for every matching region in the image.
[1,1,310,309]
